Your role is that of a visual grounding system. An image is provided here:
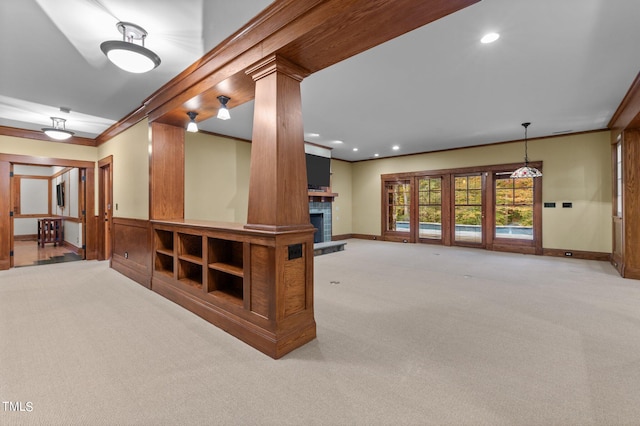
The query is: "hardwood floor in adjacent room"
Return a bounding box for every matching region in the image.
[13,240,82,267]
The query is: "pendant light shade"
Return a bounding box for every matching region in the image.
[217,96,231,120]
[100,22,161,73]
[511,122,542,178]
[42,117,74,140]
[186,111,198,133]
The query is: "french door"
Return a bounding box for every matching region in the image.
[382,164,542,254]
[384,180,412,241]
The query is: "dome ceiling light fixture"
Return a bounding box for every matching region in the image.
[511,122,542,179]
[42,117,74,140]
[100,22,161,73]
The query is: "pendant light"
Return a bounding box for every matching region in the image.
[511,122,542,178]
[186,111,198,133]
[217,96,231,120]
[42,117,74,140]
[100,22,161,73]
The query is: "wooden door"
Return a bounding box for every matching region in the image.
[98,156,113,260]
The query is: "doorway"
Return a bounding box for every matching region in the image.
[0,154,96,270]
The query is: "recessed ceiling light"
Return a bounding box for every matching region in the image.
[392,145,400,151]
[305,132,320,138]
[353,148,358,152]
[374,153,379,157]
[332,140,344,144]
[481,32,500,44]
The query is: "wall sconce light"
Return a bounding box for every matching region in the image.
[100,22,161,73]
[42,117,74,140]
[217,95,230,120]
[186,111,198,133]
[511,122,542,178]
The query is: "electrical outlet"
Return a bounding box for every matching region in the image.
[564,251,572,257]
[124,251,128,259]
[288,244,302,260]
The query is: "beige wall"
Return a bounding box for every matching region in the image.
[185,132,251,223]
[330,159,353,236]
[3,127,612,253]
[0,135,97,162]
[345,131,612,253]
[97,119,150,220]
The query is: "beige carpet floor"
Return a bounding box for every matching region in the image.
[1,239,640,425]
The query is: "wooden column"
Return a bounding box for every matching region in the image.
[245,55,313,232]
[617,129,640,278]
[149,122,185,221]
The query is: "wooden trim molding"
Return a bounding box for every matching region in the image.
[351,233,382,240]
[609,71,640,139]
[0,126,96,147]
[0,154,94,169]
[330,234,352,241]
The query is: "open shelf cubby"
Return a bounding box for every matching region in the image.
[178,259,203,289]
[154,229,175,276]
[207,270,243,305]
[155,229,174,255]
[155,252,174,277]
[178,232,203,264]
[207,238,244,304]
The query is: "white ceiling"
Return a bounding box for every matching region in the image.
[1,0,640,162]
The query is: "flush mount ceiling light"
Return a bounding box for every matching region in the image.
[186,111,198,133]
[217,96,231,120]
[100,22,161,73]
[481,32,500,44]
[42,117,74,140]
[511,122,542,178]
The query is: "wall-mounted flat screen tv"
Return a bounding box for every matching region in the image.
[305,154,331,189]
[56,182,65,207]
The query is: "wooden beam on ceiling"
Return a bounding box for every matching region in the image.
[141,0,480,129]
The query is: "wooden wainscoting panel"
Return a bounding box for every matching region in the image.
[249,244,273,319]
[282,245,306,318]
[111,218,151,288]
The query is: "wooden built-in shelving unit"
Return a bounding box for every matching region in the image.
[151,220,316,359]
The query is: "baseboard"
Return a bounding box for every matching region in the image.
[351,233,382,240]
[62,241,81,254]
[330,234,352,241]
[543,248,611,261]
[15,234,37,241]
